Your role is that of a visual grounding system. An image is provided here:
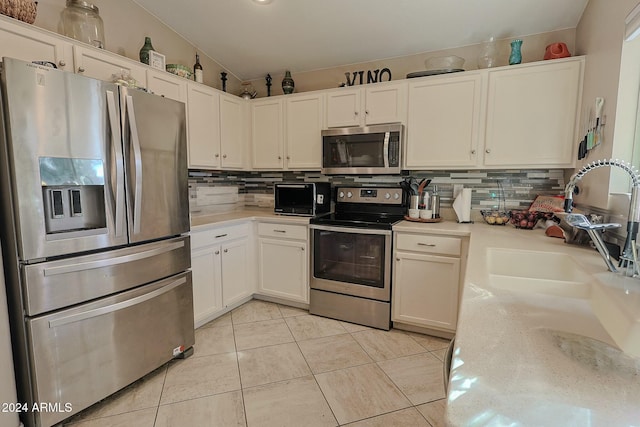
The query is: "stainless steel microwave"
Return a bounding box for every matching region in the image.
[274,182,332,216]
[321,124,403,174]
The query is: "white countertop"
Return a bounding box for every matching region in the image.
[395,221,640,427]
[190,208,311,230]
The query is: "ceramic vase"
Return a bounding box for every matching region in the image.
[139,37,154,65]
[509,39,523,65]
[282,71,294,94]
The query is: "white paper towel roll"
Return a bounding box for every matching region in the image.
[453,188,472,222]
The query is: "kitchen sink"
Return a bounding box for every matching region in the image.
[487,248,592,298]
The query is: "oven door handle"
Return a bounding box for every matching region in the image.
[309,224,392,236]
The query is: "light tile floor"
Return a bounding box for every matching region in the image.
[62,299,450,427]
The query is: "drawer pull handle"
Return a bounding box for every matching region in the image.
[215,233,228,238]
[274,229,286,233]
[418,243,436,247]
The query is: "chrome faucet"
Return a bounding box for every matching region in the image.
[564,159,640,277]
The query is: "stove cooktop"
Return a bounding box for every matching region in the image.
[310,212,405,230]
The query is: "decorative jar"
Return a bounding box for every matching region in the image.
[477,37,498,68]
[61,0,104,49]
[281,70,294,94]
[509,39,523,65]
[139,37,155,65]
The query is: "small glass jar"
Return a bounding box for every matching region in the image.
[61,0,105,49]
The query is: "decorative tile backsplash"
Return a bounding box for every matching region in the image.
[188,169,565,212]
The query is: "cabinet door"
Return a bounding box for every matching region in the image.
[326,88,361,127]
[221,237,251,307]
[73,45,146,87]
[219,94,246,169]
[0,16,73,71]
[285,94,324,170]
[484,60,581,167]
[365,82,407,125]
[392,251,460,332]
[252,99,284,169]
[146,69,187,102]
[191,245,223,326]
[405,74,482,169]
[258,238,308,304]
[187,83,221,169]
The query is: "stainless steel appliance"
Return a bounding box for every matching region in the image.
[274,182,331,216]
[309,186,406,330]
[321,124,403,175]
[0,58,193,427]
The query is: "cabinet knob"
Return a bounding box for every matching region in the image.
[396,257,400,261]
[365,110,369,115]
[78,66,85,73]
[286,156,290,160]
[278,156,282,160]
[485,149,491,154]
[223,154,227,158]
[354,111,359,116]
[215,250,220,255]
[471,149,476,155]
[301,247,305,251]
[58,60,66,67]
[215,154,220,158]
[224,249,228,253]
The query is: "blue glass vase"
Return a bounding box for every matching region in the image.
[509,39,523,65]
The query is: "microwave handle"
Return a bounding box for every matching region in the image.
[383,132,390,168]
[277,184,308,189]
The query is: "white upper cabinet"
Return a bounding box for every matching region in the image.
[146,68,187,102]
[405,73,483,169]
[187,83,221,169]
[251,98,284,169]
[0,15,73,71]
[483,58,582,168]
[326,81,407,128]
[73,45,147,88]
[219,92,247,169]
[285,93,324,170]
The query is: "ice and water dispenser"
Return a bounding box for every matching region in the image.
[39,157,107,237]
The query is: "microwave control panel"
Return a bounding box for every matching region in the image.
[336,187,403,205]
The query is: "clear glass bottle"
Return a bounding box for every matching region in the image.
[193,53,203,83]
[61,0,105,49]
[477,37,497,69]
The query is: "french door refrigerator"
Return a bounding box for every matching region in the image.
[0,57,194,427]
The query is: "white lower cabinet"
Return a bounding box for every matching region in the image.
[190,223,254,327]
[257,222,309,304]
[392,232,462,332]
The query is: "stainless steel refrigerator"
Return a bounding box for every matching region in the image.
[0,57,194,427]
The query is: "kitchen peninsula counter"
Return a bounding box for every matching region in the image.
[394,219,640,426]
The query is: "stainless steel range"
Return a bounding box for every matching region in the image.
[309,186,406,330]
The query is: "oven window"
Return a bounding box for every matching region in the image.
[313,229,386,288]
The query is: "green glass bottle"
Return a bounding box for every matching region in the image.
[139,37,154,65]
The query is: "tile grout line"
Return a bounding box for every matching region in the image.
[151,364,169,427]
[231,305,250,427]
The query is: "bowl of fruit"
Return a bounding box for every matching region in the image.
[481,210,510,226]
[509,210,541,229]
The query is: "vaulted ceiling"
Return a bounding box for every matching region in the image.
[132,0,589,81]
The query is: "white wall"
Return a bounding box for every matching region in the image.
[32,0,242,94]
[574,0,640,209]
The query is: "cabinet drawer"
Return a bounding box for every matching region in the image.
[258,222,308,240]
[396,233,461,256]
[191,223,250,249]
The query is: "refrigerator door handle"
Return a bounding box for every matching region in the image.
[126,95,143,235]
[48,276,186,328]
[42,240,185,277]
[106,90,125,238]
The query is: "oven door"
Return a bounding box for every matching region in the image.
[310,224,391,301]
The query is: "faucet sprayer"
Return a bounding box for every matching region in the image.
[564,159,640,277]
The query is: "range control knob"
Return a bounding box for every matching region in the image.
[393,193,400,200]
[385,193,391,199]
[347,191,353,198]
[339,191,345,199]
